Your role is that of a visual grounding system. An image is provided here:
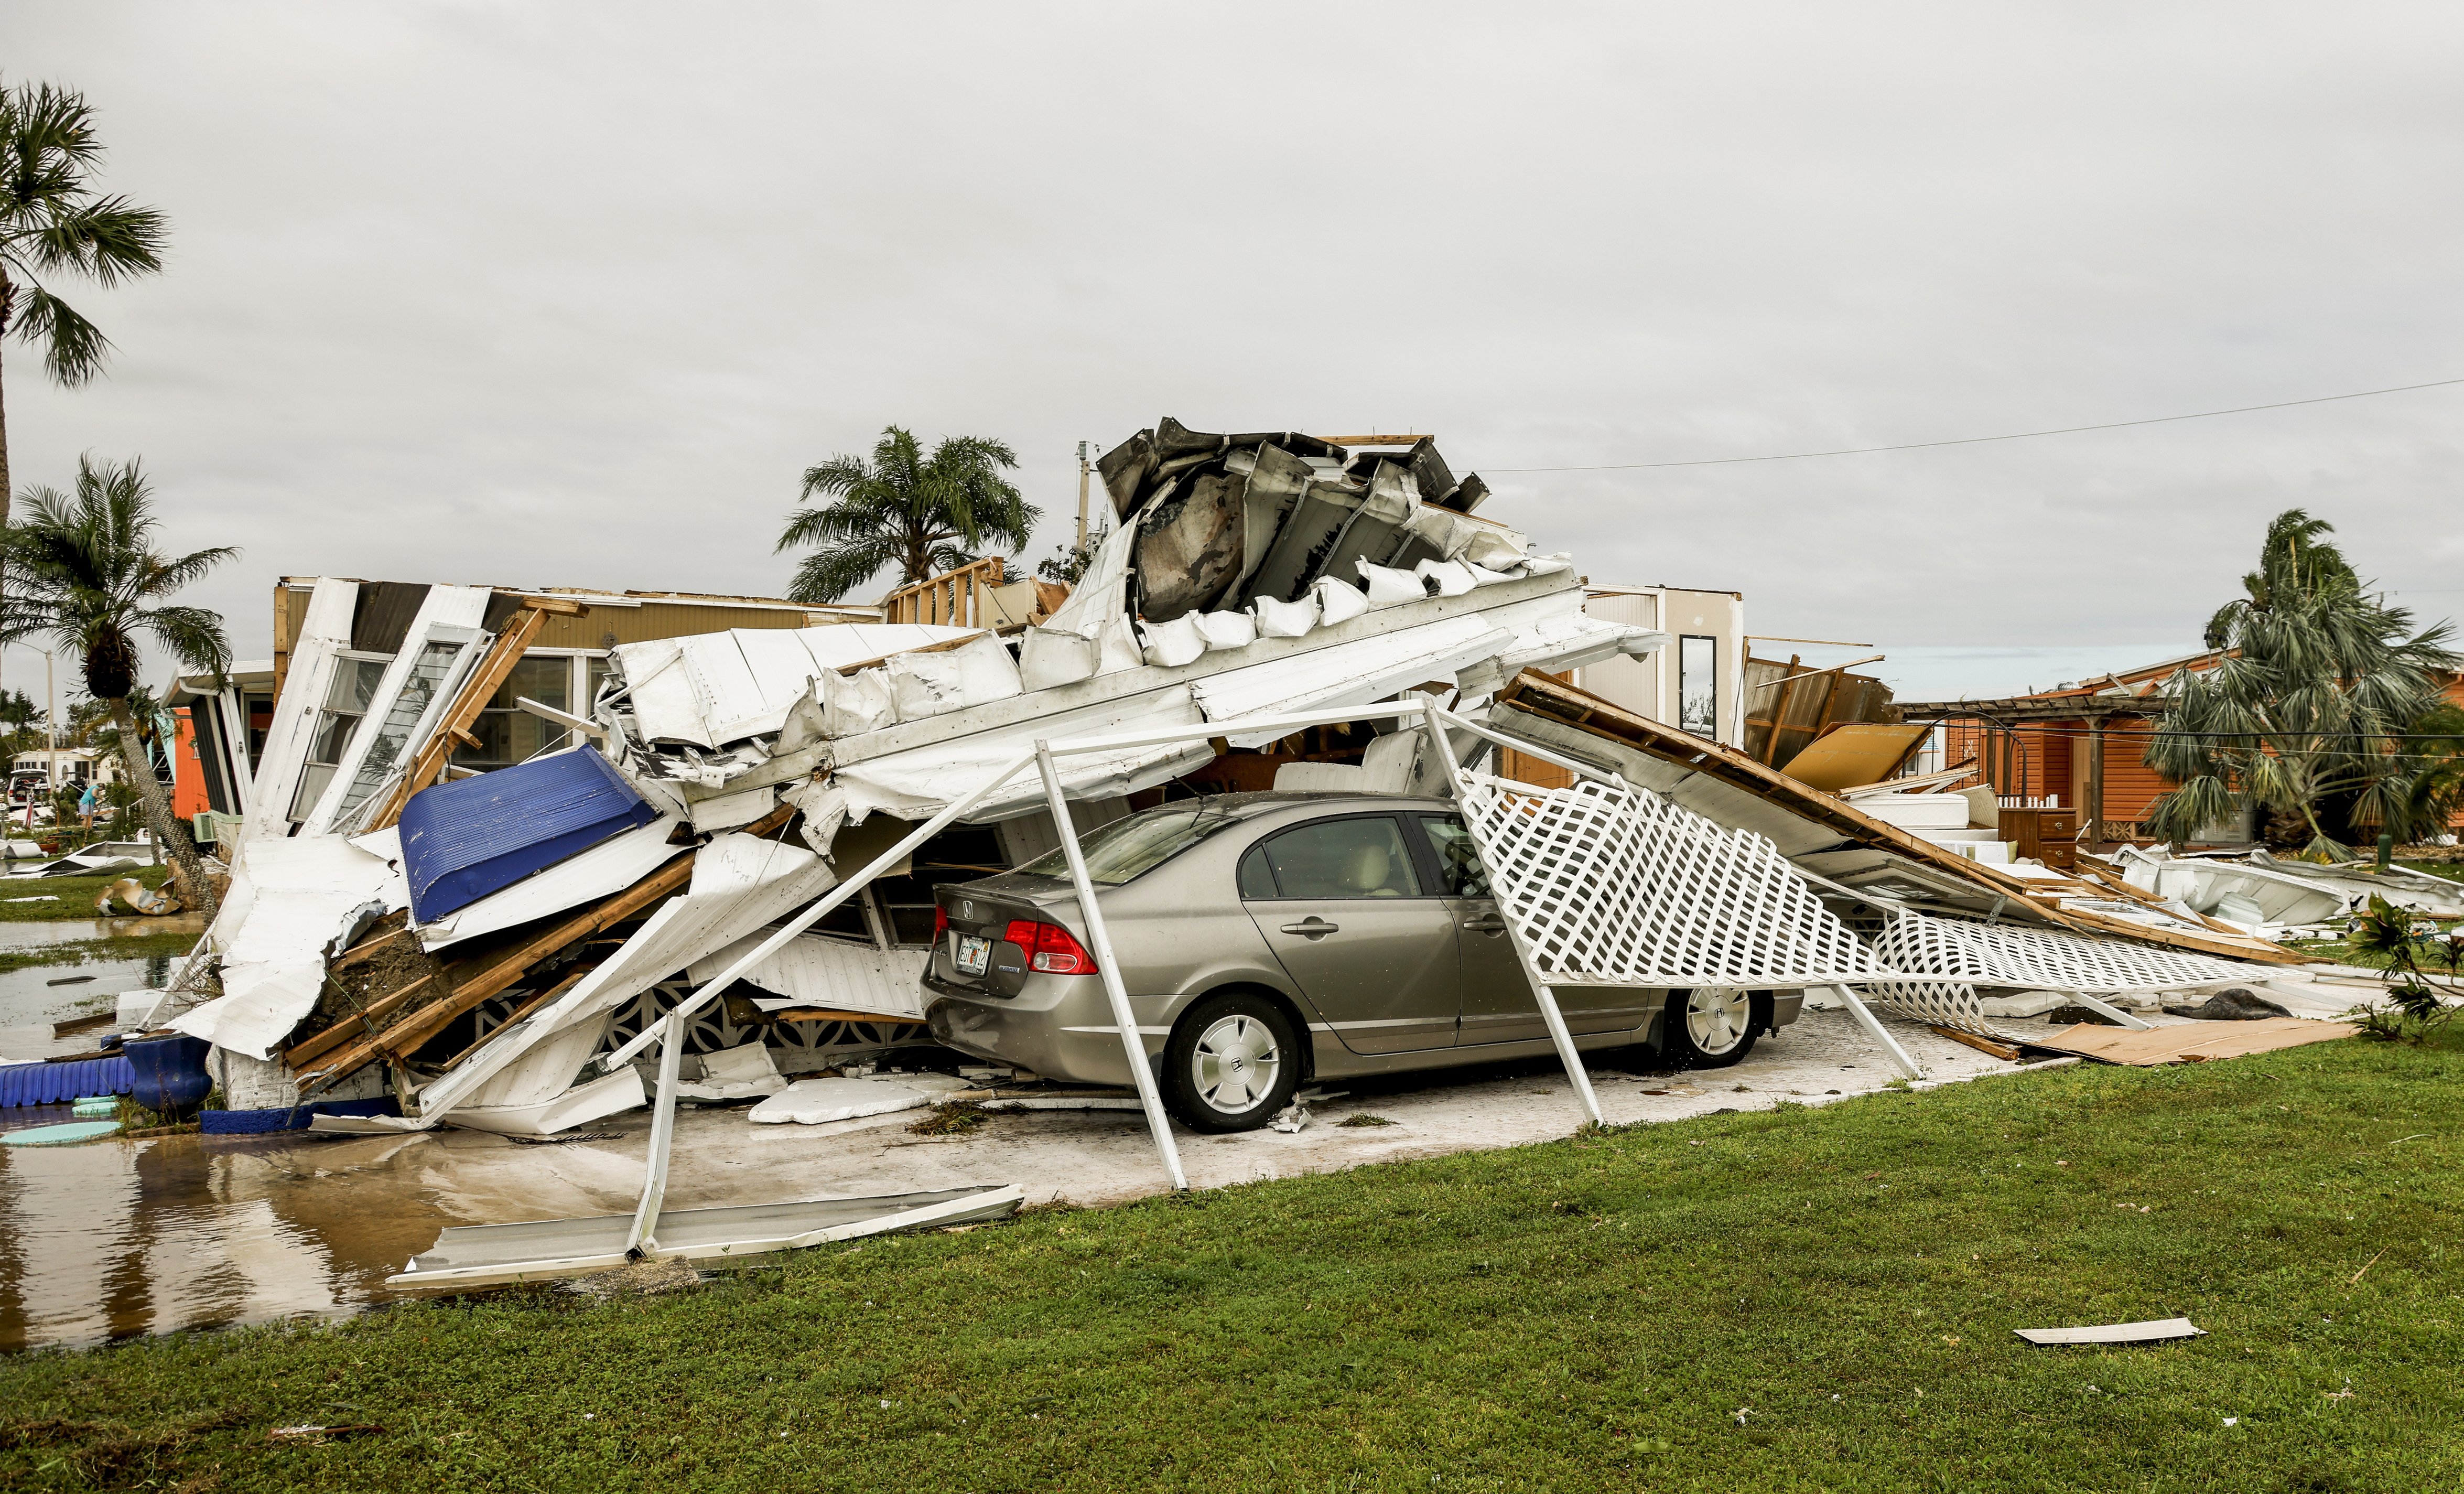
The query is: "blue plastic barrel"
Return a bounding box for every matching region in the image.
[124,1034,213,1116]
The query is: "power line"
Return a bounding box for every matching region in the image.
[1487,375,2464,475]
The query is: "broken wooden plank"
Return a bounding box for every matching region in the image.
[513,595,590,616]
[434,964,601,1072]
[329,923,413,973]
[765,1007,930,1026]
[294,853,694,1085]
[1928,1025,2022,1061]
[368,601,555,831]
[284,975,434,1069]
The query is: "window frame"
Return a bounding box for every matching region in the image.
[452,648,607,773]
[288,649,394,824]
[1411,812,1492,898]
[1678,633,1719,738]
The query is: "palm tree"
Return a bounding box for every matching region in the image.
[776,426,1039,603]
[0,80,171,545]
[2146,508,2459,858]
[1,456,233,911]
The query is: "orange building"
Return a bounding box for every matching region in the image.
[1902,650,2464,849]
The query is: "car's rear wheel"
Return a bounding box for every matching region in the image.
[1661,986,1766,1068]
[1162,992,1301,1133]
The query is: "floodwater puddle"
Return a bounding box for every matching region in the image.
[0,913,208,951]
[0,1126,469,1352]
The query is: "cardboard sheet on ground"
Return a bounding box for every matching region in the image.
[2034,1016,2355,1066]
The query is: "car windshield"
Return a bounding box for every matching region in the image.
[1015,804,1248,886]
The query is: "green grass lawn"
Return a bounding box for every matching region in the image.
[0,865,175,924]
[3,1033,2457,1492]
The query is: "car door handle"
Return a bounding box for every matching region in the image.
[1280,918,1339,938]
[1463,916,1507,934]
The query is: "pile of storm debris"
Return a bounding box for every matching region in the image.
[143,420,1666,1136]
[2098,843,2464,938]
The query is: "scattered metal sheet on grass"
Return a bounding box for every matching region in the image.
[386,1183,1024,1288]
[2015,1317,2206,1346]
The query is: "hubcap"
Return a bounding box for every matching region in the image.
[1192,1014,1282,1113]
[1685,988,1752,1054]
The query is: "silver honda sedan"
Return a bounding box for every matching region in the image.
[924,792,1803,1132]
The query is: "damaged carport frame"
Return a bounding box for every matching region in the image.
[398,682,2285,1285]
[422,697,1912,1285]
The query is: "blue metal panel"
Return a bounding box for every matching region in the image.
[0,1054,134,1108]
[399,748,657,925]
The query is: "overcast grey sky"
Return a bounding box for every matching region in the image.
[8,3,2462,703]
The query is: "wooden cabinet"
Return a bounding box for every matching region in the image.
[2000,807,2078,870]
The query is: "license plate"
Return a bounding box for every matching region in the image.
[954,933,991,976]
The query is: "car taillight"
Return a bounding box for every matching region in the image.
[996,917,1098,975]
[1029,921,1096,975]
[933,904,949,938]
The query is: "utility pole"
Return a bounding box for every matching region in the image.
[43,648,55,834]
[1074,440,1093,553]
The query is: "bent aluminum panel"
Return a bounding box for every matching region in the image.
[387,1184,1023,1287]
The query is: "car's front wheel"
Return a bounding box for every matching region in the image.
[1660,987,1767,1068]
[1162,992,1301,1133]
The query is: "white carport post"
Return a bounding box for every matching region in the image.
[1417,699,1606,1127]
[619,747,1044,1257]
[1828,985,1926,1080]
[1033,738,1188,1191]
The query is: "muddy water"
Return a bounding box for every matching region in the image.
[0,1127,462,1352]
[0,914,203,1060]
[0,958,178,1061]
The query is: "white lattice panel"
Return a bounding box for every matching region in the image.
[1865,911,2261,1036]
[1455,771,1893,986]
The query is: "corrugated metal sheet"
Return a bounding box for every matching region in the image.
[399,748,658,923]
[687,932,926,1020]
[618,624,982,748]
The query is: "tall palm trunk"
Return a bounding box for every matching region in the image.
[105,695,214,920]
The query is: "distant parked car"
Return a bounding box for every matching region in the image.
[925,792,1804,1132]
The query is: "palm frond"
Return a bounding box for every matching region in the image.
[786,535,904,605]
[28,196,168,283]
[0,455,231,694]
[12,284,112,385]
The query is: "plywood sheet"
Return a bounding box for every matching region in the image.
[1782,723,1931,792]
[2034,1016,2355,1066]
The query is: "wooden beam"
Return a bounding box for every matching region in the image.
[328,923,412,972]
[1314,434,1431,446]
[514,595,590,616]
[283,974,433,1069]
[433,963,600,1072]
[1929,1026,2022,1061]
[366,603,551,831]
[292,851,694,1086]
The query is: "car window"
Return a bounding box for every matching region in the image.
[1255,817,1422,899]
[1014,805,1247,887]
[1238,845,1277,899]
[1415,815,1491,897]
